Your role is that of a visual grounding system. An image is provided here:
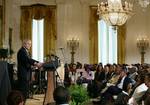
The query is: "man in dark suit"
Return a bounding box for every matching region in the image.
[17,39,42,100]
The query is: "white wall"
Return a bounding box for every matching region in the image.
[126,5,150,64]
[56,0,90,64]
[4,0,150,64]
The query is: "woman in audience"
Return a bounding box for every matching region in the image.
[128,73,148,105]
[142,73,150,105]
[69,63,77,84]
[87,63,105,98]
[64,63,71,87]
[7,90,24,105]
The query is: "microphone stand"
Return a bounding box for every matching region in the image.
[59,48,69,87]
[59,48,66,63]
[52,60,63,87]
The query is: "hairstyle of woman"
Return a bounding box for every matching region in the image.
[7,90,24,105]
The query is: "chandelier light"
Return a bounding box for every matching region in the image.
[137,36,149,51]
[138,0,150,8]
[97,0,134,26]
[67,38,79,64]
[137,36,149,64]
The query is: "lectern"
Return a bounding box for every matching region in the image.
[43,60,60,105]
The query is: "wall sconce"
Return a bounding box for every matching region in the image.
[67,38,79,64]
[137,36,149,64]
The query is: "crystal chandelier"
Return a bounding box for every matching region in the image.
[138,0,150,8]
[97,0,134,26]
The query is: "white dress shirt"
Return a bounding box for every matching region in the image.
[117,76,126,89]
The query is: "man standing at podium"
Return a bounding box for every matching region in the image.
[17,39,42,100]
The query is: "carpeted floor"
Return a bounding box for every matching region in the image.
[26,94,44,105]
[25,94,94,105]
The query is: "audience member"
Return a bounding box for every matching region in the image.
[142,73,150,105]
[53,86,70,105]
[69,63,77,84]
[128,73,148,105]
[7,90,24,105]
[88,63,105,98]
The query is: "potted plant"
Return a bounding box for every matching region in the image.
[69,85,89,105]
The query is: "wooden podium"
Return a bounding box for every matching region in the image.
[43,71,56,105]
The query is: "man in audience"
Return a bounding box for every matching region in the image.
[7,90,24,105]
[53,86,70,105]
[108,65,122,85]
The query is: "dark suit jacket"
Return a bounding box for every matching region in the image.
[122,76,131,92]
[17,47,37,81]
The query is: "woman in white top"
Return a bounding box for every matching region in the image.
[128,74,148,105]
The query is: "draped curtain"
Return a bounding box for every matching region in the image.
[117,25,126,64]
[20,4,57,56]
[89,7,99,64]
[89,6,126,64]
[0,6,3,47]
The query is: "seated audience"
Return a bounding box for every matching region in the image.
[99,66,132,105]
[7,90,24,105]
[53,86,70,105]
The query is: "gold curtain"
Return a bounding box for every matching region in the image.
[31,4,46,20]
[117,25,126,64]
[20,7,32,41]
[89,6,126,64]
[89,6,99,64]
[44,6,57,56]
[0,6,3,47]
[20,5,57,56]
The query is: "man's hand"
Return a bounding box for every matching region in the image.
[34,62,43,68]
